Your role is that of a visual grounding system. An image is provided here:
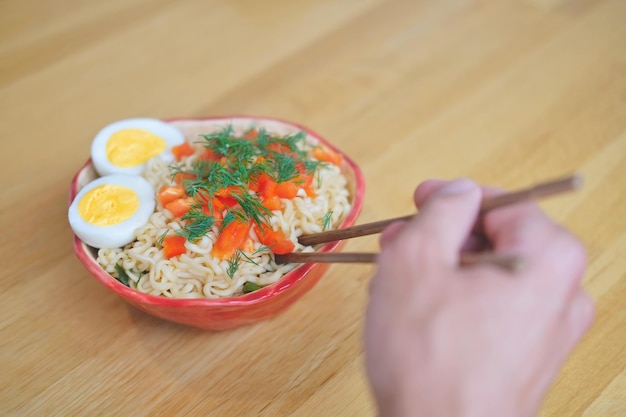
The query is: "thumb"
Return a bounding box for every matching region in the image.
[393,179,482,267]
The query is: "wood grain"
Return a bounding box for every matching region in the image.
[1,0,625,416]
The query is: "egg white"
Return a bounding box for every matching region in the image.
[91,118,185,176]
[68,174,156,249]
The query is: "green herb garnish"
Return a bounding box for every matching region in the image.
[243,281,265,293]
[157,230,169,246]
[179,208,216,242]
[226,251,243,279]
[272,153,299,183]
[114,263,132,287]
[322,210,334,231]
[166,125,325,263]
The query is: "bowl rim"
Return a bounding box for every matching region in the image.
[70,115,365,308]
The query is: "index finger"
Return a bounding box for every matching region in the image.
[414,180,503,210]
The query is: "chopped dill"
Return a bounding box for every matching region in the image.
[167,125,327,256]
[168,163,185,183]
[230,190,271,227]
[201,125,235,153]
[272,153,299,183]
[315,165,324,189]
[284,131,307,150]
[182,176,212,199]
[226,245,273,278]
[304,159,323,175]
[179,208,216,242]
[114,263,132,287]
[254,128,271,150]
[231,163,255,184]
[226,251,242,278]
[157,230,169,246]
[205,163,245,189]
[322,210,334,231]
[221,211,237,231]
[202,125,257,163]
[238,245,271,266]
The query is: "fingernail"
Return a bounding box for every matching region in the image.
[437,178,476,195]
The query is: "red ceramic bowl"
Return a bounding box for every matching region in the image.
[70,116,365,330]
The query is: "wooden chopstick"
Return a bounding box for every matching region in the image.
[297,174,583,247]
[274,252,526,272]
[275,174,582,271]
[275,252,378,264]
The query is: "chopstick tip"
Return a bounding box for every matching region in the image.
[569,173,584,190]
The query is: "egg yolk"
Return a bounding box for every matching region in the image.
[78,184,140,226]
[106,128,167,167]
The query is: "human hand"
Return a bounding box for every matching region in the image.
[364,179,594,417]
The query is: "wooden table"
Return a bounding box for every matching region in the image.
[2,0,625,415]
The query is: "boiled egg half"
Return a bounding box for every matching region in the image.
[69,174,155,248]
[91,118,184,176]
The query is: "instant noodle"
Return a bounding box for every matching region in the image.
[95,121,352,299]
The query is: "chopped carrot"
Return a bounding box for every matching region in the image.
[195,189,211,204]
[258,174,276,193]
[240,237,255,253]
[163,235,186,258]
[211,220,252,260]
[248,172,265,192]
[275,181,298,199]
[243,128,258,139]
[313,145,343,166]
[173,172,196,185]
[199,149,219,161]
[254,224,295,255]
[267,142,292,154]
[212,186,238,208]
[202,197,226,221]
[270,239,296,255]
[218,196,239,208]
[215,186,243,198]
[258,176,276,198]
[260,195,282,211]
[249,173,271,193]
[294,163,316,197]
[210,197,227,213]
[255,175,284,209]
[165,197,194,218]
[300,174,316,197]
[203,206,224,222]
[196,190,228,212]
[212,186,243,208]
[172,142,195,160]
[158,184,186,206]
